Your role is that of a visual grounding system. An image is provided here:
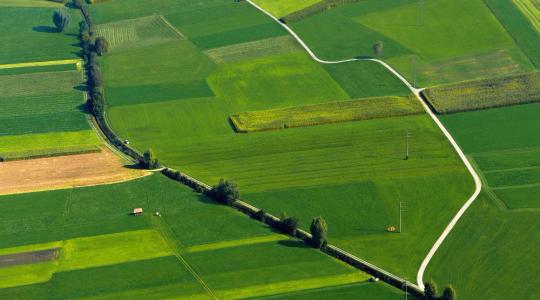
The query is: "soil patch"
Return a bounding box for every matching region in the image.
[0,248,59,268]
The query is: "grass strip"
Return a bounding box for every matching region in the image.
[230,96,422,133]
[424,71,540,114]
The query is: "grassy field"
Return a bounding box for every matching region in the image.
[252,0,322,18]
[94,0,474,283]
[425,103,540,299]
[290,0,535,86]
[230,96,422,132]
[0,174,403,299]
[424,72,540,113]
[0,6,82,64]
[513,0,540,33]
[486,0,540,67]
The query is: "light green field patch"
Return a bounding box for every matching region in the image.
[60,229,173,271]
[217,273,369,299]
[0,241,61,256]
[95,15,184,52]
[0,130,100,160]
[230,96,423,132]
[0,0,62,8]
[0,261,57,288]
[204,36,300,64]
[184,234,287,253]
[513,0,540,33]
[252,0,322,18]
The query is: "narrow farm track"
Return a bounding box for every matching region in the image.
[246,0,483,290]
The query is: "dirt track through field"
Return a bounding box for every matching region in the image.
[0,248,58,268]
[0,148,148,196]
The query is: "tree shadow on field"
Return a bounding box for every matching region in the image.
[278,239,308,248]
[198,194,222,206]
[33,26,59,33]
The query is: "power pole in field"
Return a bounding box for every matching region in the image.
[404,129,410,160]
[399,201,406,233]
[417,0,424,26]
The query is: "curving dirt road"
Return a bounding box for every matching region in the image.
[246,0,482,290]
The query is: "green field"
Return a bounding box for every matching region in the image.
[424,72,540,113]
[290,0,535,86]
[93,0,474,283]
[424,103,540,299]
[0,174,403,299]
[230,96,422,132]
[0,5,81,64]
[252,0,322,18]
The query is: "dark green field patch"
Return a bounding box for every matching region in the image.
[191,22,286,49]
[106,81,214,107]
[473,149,540,171]
[323,61,410,98]
[485,168,540,188]
[494,185,540,209]
[256,282,402,300]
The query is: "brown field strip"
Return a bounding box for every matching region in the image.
[0,147,148,196]
[0,248,59,268]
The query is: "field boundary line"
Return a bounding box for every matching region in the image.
[246,0,483,291]
[0,59,81,70]
[157,15,186,39]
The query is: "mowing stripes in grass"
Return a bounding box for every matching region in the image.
[424,72,540,113]
[205,36,300,64]
[513,0,540,33]
[184,235,287,253]
[94,15,184,52]
[230,96,422,132]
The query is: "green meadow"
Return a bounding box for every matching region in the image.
[0,174,402,299]
[92,0,474,283]
[290,0,536,86]
[0,5,81,64]
[252,0,322,18]
[425,103,540,299]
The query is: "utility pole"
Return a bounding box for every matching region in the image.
[417,0,424,26]
[404,129,410,160]
[411,56,417,88]
[399,201,405,233]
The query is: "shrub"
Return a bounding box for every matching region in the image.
[310,217,328,248]
[141,149,159,169]
[441,285,456,300]
[424,281,438,300]
[72,0,84,8]
[90,89,105,115]
[52,8,71,32]
[94,37,109,56]
[206,179,239,206]
[279,212,299,235]
[255,210,266,222]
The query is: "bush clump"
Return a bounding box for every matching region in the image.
[206,179,239,206]
[52,8,71,32]
[278,212,299,235]
[310,217,328,248]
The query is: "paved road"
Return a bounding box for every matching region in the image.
[246,0,482,290]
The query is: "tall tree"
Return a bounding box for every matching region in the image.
[94,37,109,56]
[372,41,384,58]
[207,179,239,206]
[310,217,328,248]
[142,149,159,169]
[52,8,71,32]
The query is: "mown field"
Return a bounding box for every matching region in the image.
[287,0,536,86]
[424,72,540,113]
[0,4,81,64]
[0,68,100,159]
[93,0,474,284]
[0,174,403,299]
[426,103,540,299]
[252,0,322,18]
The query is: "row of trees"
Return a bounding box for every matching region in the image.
[425,281,456,300]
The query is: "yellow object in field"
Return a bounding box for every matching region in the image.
[0,59,82,70]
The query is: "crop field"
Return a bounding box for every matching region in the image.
[0,69,101,158]
[94,15,184,52]
[424,103,540,299]
[252,0,322,18]
[513,0,540,33]
[289,0,535,86]
[93,0,474,284]
[424,72,540,113]
[230,96,422,132]
[0,174,402,299]
[0,5,82,64]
